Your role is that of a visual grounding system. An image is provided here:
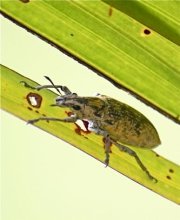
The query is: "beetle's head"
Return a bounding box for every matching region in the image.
[43,76,79,108]
[54,93,78,107]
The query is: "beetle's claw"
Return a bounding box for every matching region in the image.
[20,81,30,87]
[146,171,158,183]
[20,81,27,86]
[150,176,158,183]
[153,178,158,183]
[104,158,109,167]
[27,119,39,124]
[20,81,36,90]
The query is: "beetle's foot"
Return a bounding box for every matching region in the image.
[153,177,158,183]
[143,168,158,183]
[104,157,109,167]
[27,118,40,124]
[148,174,158,183]
[112,140,158,183]
[20,81,37,90]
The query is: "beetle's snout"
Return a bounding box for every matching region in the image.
[55,96,65,105]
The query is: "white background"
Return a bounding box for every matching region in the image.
[1,15,180,220]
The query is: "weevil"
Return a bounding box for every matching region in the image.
[22,76,161,182]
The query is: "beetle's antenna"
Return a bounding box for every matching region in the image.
[44,76,62,95]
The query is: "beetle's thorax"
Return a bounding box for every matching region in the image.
[55,95,106,120]
[72,96,106,120]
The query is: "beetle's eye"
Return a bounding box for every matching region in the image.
[72,105,81,110]
[56,97,64,102]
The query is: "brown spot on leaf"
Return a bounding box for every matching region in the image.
[65,111,74,117]
[65,111,91,136]
[166,175,171,180]
[26,92,42,108]
[27,107,33,111]
[169,169,174,173]
[74,123,83,135]
[74,121,91,135]
[19,0,30,3]
[140,28,152,37]
[82,120,90,132]
[144,29,151,35]
[108,7,113,16]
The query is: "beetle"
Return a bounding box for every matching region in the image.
[22,76,161,182]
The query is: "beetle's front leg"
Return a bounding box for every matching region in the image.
[27,116,77,124]
[20,81,72,95]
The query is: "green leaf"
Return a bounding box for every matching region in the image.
[103,0,180,45]
[1,0,180,124]
[1,64,180,204]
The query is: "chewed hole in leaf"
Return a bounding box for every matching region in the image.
[26,92,42,108]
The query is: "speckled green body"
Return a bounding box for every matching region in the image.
[70,95,161,149]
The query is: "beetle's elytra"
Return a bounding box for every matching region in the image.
[22,76,161,182]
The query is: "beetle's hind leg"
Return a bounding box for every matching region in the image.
[103,135,112,167]
[111,141,157,182]
[88,125,112,166]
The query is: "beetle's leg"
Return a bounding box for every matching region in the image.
[112,141,157,182]
[104,135,112,167]
[21,81,72,95]
[88,122,108,136]
[27,116,77,124]
[87,125,112,166]
[88,124,111,166]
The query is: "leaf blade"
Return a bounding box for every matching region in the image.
[1,0,180,123]
[1,64,180,204]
